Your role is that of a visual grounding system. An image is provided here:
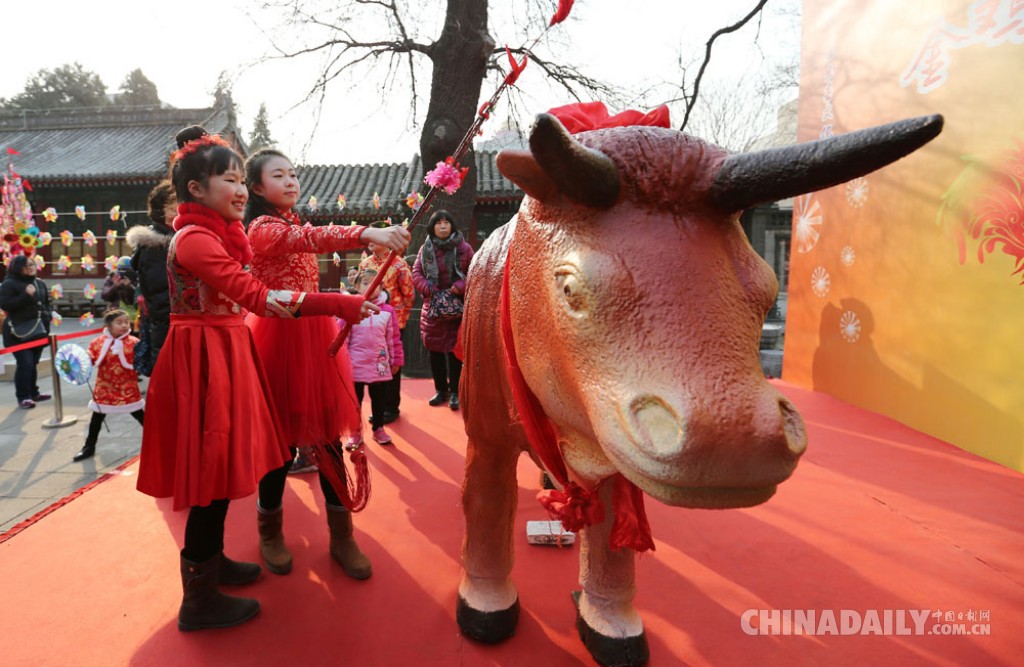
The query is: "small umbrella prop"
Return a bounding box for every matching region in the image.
[54,343,108,432]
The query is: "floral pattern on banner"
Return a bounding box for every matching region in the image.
[937,138,1024,285]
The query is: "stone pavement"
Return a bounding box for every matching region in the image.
[0,361,145,533]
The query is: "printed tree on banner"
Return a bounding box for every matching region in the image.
[0,149,41,266]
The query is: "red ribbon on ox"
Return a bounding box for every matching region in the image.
[501,255,654,552]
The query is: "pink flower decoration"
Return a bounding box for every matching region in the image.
[424,161,464,195]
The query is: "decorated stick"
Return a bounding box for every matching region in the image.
[328,0,575,357]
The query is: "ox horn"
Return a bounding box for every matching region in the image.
[709,114,944,212]
[529,113,621,209]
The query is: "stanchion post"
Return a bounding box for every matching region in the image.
[41,333,77,429]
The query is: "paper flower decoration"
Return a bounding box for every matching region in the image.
[83,283,97,299]
[82,230,96,247]
[79,312,95,327]
[401,219,410,228]
[406,192,424,210]
[104,255,118,272]
[106,229,117,244]
[51,312,62,327]
[81,255,95,272]
[308,196,318,212]
[60,230,74,246]
[17,233,35,249]
[424,158,468,195]
[57,255,71,271]
[32,255,45,270]
[332,252,342,267]
[38,232,52,246]
[55,344,92,385]
[50,284,64,299]
[42,207,58,222]
[109,205,121,221]
[337,194,346,210]
[75,205,86,220]
[372,192,381,210]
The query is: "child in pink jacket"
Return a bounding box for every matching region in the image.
[346,268,404,445]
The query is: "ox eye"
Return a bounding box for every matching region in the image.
[554,267,590,316]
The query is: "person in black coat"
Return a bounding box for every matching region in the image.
[0,255,52,408]
[127,180,175,375]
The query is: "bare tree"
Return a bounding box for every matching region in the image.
[249,0,623,230]
[659,0,800,147]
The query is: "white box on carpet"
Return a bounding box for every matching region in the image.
[526,520,575,546]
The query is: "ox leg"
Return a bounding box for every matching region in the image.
[574,482,649,667]
[457,437,521,643]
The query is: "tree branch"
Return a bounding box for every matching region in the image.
[679,0,769,132]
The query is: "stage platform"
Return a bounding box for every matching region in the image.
[1,379,1021,666]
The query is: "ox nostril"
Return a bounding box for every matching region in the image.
[779,398,807,456]
[627,395,686,460]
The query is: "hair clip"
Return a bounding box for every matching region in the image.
[172,134,231,162]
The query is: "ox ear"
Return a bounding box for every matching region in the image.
[529,113,621,209]
[496,150,563,205]
[710,114,944,212]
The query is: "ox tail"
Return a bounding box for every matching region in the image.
[709,114,944,212]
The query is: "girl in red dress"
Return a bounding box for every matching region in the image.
[136,126,377,632]
[243,148,410,578]
[72,309,145,462]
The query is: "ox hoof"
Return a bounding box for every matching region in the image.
[456,595,520,643]
[572,591,650,667]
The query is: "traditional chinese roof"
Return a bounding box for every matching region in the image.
[0,105,243,187]
[0,105,522,209]
[297,151,522,219]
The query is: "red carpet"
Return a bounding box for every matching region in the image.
[1,379,1021,666]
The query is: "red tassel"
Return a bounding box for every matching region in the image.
[309,441,371,512]
[537,482,604,533]
[549,0,574,26]
[610,474,655,552]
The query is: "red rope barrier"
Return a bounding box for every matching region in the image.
[0,327,102,356]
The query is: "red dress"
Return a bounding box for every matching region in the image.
[136,204,363,511]
[247,212,366,445]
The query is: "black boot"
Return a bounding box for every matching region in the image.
[73,441,96,462]
[449,394,460,410]
[218,553,261,586]
[178,552,260,631]
[428,392,450,406]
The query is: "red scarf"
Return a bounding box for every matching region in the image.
[500,256,654,552]
[173,202,253,267]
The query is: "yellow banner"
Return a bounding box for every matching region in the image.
[786,0,1024,471]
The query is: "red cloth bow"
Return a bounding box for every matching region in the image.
[547,101,671,134]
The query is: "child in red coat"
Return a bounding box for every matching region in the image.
[72,309,145,462]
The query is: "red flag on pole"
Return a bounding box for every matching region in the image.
[6,147,20,155]
[550,0,575,26]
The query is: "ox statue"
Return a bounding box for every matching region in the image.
[456,109,942,666]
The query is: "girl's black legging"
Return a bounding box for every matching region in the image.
[258,446,343,511]
[182,498,230,563]
[86,409,144,445]
[355,381,388,429]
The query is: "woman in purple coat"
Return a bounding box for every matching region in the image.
[412,210,474,410]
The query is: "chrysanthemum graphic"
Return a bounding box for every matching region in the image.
[794,194,823,253]
[811,266,831,297]
[845,177,868,208]
[839,311,861,343]
[840,246,856,267]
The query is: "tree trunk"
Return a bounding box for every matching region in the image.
[418,0,492,247]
